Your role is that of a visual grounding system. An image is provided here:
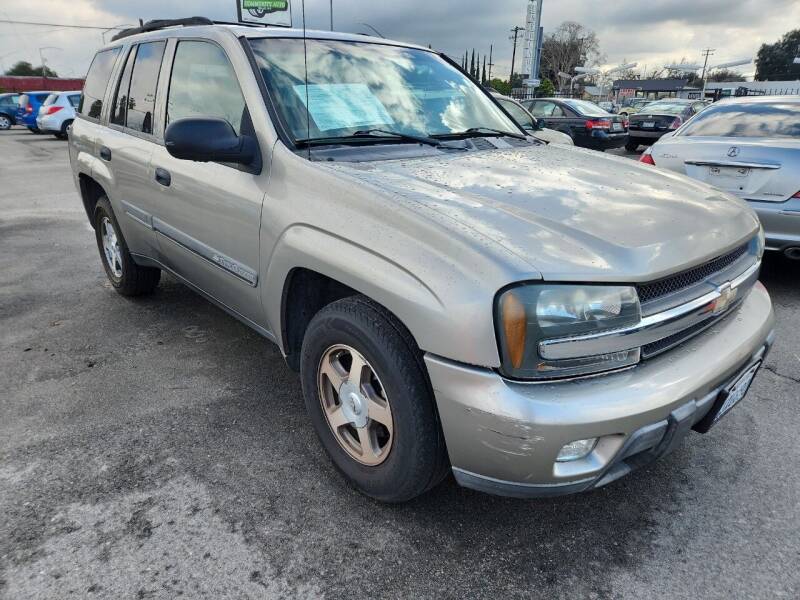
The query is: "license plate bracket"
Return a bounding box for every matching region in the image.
[694,361,761,433]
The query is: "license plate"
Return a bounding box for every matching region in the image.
[710,166,750,178]
[695,361,761,433]
[612,122,623,132]
[642,121,655,128]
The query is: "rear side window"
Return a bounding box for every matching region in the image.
[111,46,136,126]
[166,41,245,134]
[80,47,122,119]
[68,94,81,108]
[126,41,166,133]
[680,102,800,138]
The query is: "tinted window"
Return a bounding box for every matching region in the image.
[498,98,535,128]
[642,102,689,115]
[167,41,245,134]
[68,94,81,108]
[111,46,136,126]
[529,101,564,118]
[562,99,610,117]
[680,102,800,138]
[126,41,166,133]
[35,94,49,103]
[80,47,122,119]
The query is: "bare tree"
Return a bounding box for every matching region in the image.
[540,22,604,89]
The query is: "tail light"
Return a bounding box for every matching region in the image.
[669,117,683,129]
[585,119,611,130]
[639,152,656,166]
[622,118,629,129]
[792,190,800,199]
[43,106,63,115]
[25,105,33,114]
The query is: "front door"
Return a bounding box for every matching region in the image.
[148,39,266,325]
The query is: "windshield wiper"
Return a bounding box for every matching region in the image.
[296,128,444,148]
[434,127,527,141]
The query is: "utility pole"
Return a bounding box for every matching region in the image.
[700,48,715,98]
[509,26,524,86]
[487,44,494,81]
[330,0,334,30]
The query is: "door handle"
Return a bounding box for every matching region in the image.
[154,167,171,187]
[99,146,111,161]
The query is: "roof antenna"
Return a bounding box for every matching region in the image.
[302,0,311,159]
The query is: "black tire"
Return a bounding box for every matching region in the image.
[625,139,640,152]
[28,126,41,134]
[57,119,73,139]
[0,113,12,131]
[93,196,160,296]
[300,296,449,503]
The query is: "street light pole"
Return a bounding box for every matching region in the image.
[330,0,333,31]
[509,26,524,85]
[38,46,61,81]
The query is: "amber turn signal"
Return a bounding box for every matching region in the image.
[501,292,527,369]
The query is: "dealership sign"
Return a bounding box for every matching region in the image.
[236,0,292,27]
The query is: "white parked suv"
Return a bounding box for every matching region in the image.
[37,92,81,139]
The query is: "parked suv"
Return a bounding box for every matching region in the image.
[70,20,775,502]
[37,91,81,138]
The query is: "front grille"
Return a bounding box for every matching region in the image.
[637,243,749,304]
[642,304,739,359]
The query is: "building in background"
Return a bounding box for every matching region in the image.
[612,79,700,101]
[0,76,84,93]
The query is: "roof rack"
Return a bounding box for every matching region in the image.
[111,17,214,42]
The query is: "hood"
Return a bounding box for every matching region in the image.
[332,144,759,282]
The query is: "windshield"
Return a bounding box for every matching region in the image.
[562,99,611,117]
[679,101,800,138]
[249,38,520,143]
[641,103,687,115]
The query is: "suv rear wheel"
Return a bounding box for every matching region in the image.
[300,296,449,502]
[93,196,161,296]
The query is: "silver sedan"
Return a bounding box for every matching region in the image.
[642,96,800,259]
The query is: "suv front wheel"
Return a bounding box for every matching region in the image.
[93,196,161,296]
[300,296,449,502]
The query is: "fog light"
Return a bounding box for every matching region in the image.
[556,438,598,462]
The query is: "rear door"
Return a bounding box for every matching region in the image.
[99,40,168,260]
[148,39,265,325]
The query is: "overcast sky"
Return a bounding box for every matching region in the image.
[1,0,798,80]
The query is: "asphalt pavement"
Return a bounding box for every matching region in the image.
[1,128,798,599]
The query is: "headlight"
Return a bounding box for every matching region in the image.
[496,284,642,380]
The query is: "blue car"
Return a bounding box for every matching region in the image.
[17,91,52,133]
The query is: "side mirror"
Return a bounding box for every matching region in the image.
[165,117,257,165]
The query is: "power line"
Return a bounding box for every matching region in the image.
[0,18,119,31]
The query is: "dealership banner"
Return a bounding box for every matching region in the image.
[237,0,292,27]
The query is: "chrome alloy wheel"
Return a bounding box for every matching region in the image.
[318,344,394,466]
[100,216,123,278]
[0,115,10,130]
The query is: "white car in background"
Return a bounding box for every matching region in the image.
[36,92,81,139]
[490,93,574,146]
[641,96,800,259]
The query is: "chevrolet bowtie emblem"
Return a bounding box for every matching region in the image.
[709,282,738,315]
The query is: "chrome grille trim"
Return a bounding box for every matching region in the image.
[538,261,760,361]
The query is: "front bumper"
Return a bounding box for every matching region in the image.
[426,283,775,498]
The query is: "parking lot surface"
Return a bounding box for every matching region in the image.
[1,129,798,599]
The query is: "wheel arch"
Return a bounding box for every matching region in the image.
[78,174,109,227]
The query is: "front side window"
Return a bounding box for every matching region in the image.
[249,38,519,143]
[679,102,800,138]
[167,41,246,134]
[126,41,166,133]
[80,47,122,119]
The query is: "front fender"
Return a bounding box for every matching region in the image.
[263,224,501,368]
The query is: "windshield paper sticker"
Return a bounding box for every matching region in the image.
[293,84,394,133]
